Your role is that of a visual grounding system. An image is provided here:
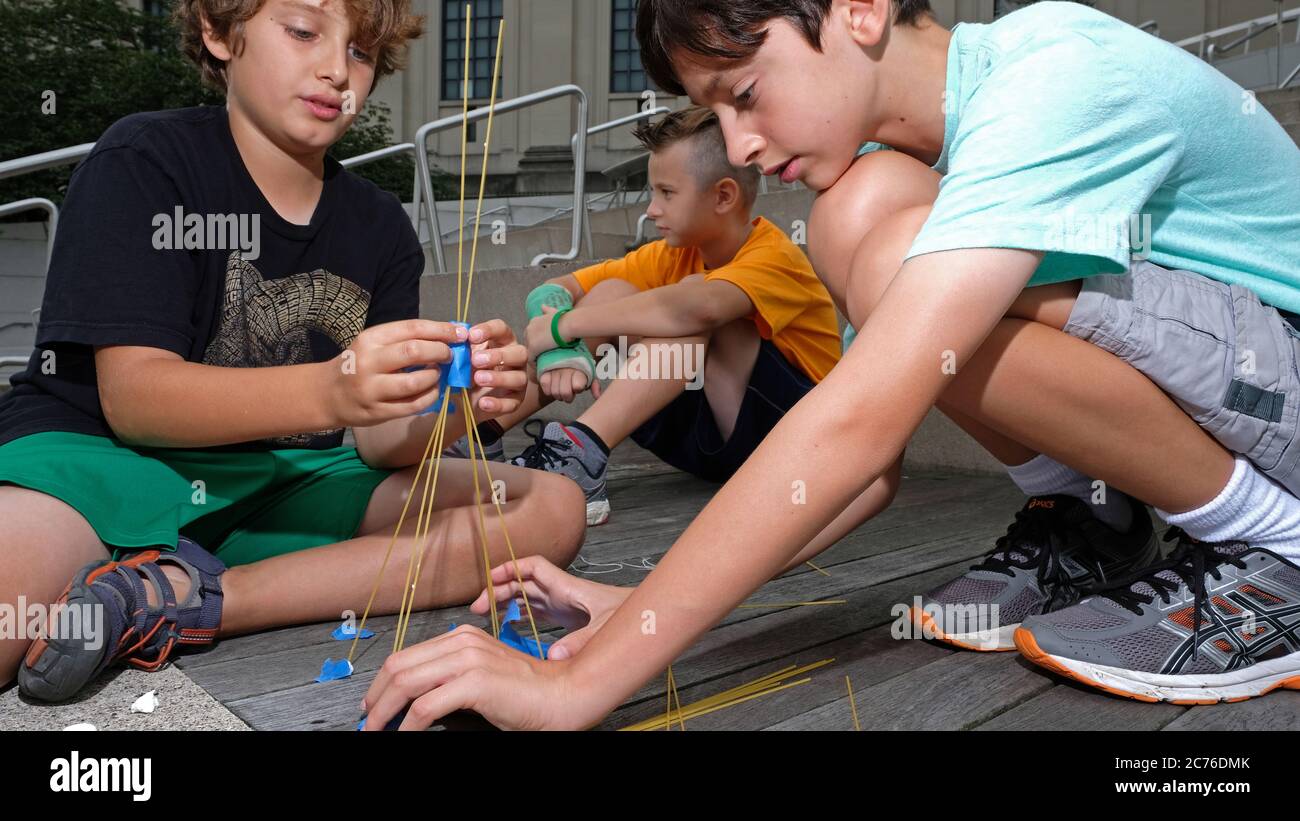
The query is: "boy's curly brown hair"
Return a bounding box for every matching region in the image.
[173,0,425,93]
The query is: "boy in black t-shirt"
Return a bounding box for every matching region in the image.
[0,0,584,702]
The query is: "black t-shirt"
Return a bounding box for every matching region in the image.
[0,105,424,451]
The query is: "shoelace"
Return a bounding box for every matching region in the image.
[971,501,1099,612]
[514,419,571,470]
[1098,527,1248,660]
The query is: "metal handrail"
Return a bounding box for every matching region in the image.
[414,84,589,272]
[633,211,653,246]
[1176,7,1300,55]
[569,106,669,156]
[0,143,94,182]
[1138,20,1159,36]
[0,198,58,271]
[570,107,668,259]
[337,141,429,239]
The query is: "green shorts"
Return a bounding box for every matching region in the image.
[0,431,395,566]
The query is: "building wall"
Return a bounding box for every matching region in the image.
[119,0,1296,178]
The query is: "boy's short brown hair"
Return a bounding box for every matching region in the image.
[174,0,425,93]
[632,106,760,207]
[636,0,933,97]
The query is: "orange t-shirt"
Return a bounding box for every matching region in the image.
[571,217,840,382]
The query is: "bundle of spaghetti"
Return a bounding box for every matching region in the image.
[621,658,835,731]
[345,8,543,663]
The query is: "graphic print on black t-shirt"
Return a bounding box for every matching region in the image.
[203,251,372,447]
[0,106,425,452]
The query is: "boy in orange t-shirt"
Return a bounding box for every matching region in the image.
[496,107,840,525]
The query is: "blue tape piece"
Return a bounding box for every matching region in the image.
[498,600,550,659]
[447,321,473,390]
[498,621,550,659]
[442,606,551,659]
[316,657,354,683]
[406,320,473,416]
[331,622,375,641]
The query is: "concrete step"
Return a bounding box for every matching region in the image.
[1258,87,1300,107]
[1264,98,1300,125]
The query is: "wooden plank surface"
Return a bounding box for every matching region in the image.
[170,454,1300,732]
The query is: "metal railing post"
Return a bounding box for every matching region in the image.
[412,84,589,273]
[569,106,669,260]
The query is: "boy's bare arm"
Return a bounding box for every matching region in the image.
[564,247,1045,721]
[534,278,752,356]
[95,319,463,449]
[547,274,586,302]
[361,247,1044,730]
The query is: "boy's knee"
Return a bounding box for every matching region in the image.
[807,152,941,303]
[581,277,639,304]
[528,473,585,562]
[844,205,934,327]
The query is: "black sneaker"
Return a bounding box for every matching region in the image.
[907,493,1158,651]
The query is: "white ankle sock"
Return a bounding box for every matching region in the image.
[1155,457,1300,562]
[1006,454,1133,532]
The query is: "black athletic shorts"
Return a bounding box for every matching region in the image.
[630,339,816,482]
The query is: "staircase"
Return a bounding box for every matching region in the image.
[1260,87,1300,144]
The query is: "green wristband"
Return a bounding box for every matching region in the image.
[551,307,578,349]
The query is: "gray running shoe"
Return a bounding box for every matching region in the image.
[510,419,610,525]
[1016,528,1300,704]
[443,433,505,462]
[908,493,1158,651]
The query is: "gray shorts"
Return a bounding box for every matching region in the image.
[1063,260,1300,497]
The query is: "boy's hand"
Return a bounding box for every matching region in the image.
[470,556,632,660]
[539,366,594,403]
[360,626,599,731]
[465,319,529,417]
[326,319,461,427]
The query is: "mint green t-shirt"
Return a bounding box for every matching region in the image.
[907,2,1300,311]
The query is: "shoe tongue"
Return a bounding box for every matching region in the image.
[997,495,1084,563]
[1027,494,1092,525]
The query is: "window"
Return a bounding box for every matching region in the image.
[610,0,654,93]
[142,0,168,16]
[442,0,505,101]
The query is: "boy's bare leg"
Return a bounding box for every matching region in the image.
[849,206,1233,514]
[214,460,585,636]
[0,486,111,687]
